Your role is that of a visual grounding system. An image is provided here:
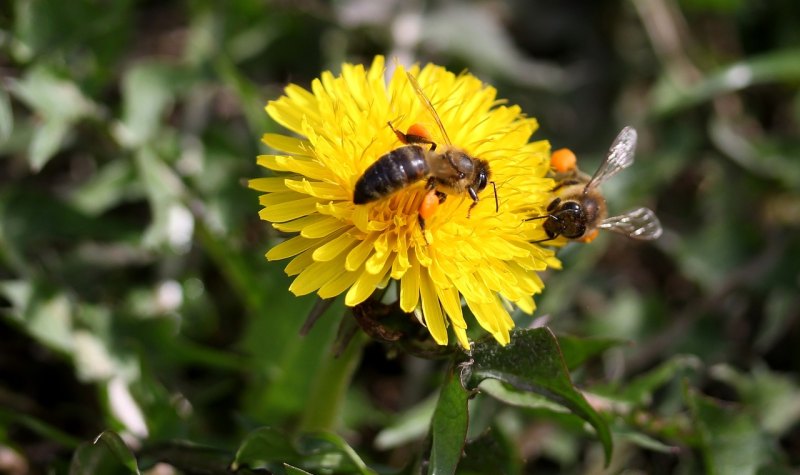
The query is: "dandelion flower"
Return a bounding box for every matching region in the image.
[251,56,559,349]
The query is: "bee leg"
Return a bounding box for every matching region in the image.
[417,213,431,245]
[418,186,444,222]
[466,187,479,218]
[387,121,437,151]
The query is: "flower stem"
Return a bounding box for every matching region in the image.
[299,326,366,431]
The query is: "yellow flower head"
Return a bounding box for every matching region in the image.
[251,56,559,349]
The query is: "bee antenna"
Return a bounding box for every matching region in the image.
[531,235,557,244]
[525,214,551,222]
[491,181,499,212]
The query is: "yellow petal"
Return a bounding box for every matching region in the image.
[259,190,306,206]
[266,235,323,260]
[365,233,393,275]
[312,232,357,262]
[261,133,312,156]
[344,257,392,307]
[285,248,315,276]
[290,254,349,296]
[420,270,447,345]
[300,216,347,239]
[318,269,359,299]
[284,179,349,200]
[454,327,470,350]
[249,177,290,192]
[438,285,466,330]
[273,214,330,233]
[514,295,535,315]
[345,233,378,272]
[399,253,420,313]
[259,197,320,222]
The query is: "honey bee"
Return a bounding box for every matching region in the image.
[353,72,497,231]
[529,126,663,243]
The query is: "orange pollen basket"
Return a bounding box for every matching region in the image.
[418,189,440,220]
[551,148,577,173]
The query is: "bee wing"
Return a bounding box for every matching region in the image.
[585,126,638,192]
[599,207,663,240]
[406,71,453,146]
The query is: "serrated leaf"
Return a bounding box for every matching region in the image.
[69,431,140,475]
[461,328,613,465]
[428,367,470,475]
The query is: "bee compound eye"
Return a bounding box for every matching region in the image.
[477,172,488,192]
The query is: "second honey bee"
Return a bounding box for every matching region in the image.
[353,71,496,231]
[529,126,663,243]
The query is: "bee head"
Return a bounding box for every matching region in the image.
[544,201,587,239]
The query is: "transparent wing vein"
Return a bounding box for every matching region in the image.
[599,207,663,240]
[585,126,637,191]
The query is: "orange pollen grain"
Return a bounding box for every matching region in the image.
[551,148,577,173]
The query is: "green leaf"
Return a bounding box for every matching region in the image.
[29,118,69,171]
[615,428,678,454]
[0,281,75,354]
[296,432,375,475]
[284,464,314,475]
[133,147,190,250]
[462,328,613,465]
[710,364,800,437]
[374,394,438,450]
[687,389,769,475]
[459,428,520,475]
[599,355,701,406]
[0,86,13,144]
[478,379,568,413]
[7,66,99,123]
[651,48,800,116]
[67,159,137,216]
[115,62,188,149]
[232,427,300,471]
[69,431,140,475]
[233,428,375,474]
[557,335,626,371]
[428,366,470,475]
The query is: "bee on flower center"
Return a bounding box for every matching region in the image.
[529,126,663,243]
[353,71,497,233]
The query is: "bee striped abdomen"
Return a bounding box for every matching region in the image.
[353,146,429,204]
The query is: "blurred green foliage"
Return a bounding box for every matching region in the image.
[1,0,799,473]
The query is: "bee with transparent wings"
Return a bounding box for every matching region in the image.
[529,126,663,243]
[353,72,496,233]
